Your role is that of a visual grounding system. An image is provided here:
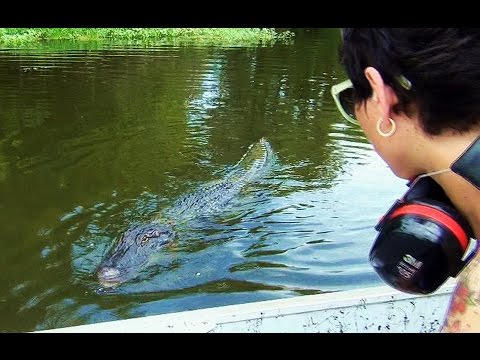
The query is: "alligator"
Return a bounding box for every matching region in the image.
[96,138,275,287]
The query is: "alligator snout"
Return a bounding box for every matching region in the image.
[97,266,122,287]
[98,266,120,279]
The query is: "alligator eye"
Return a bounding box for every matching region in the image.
[140,236,149,246]
[145,230,160,238]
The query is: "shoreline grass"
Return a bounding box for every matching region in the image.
[0,28,294,47]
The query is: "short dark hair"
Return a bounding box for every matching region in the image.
[339,28,480,135]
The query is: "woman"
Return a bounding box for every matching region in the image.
[331,28,480,332]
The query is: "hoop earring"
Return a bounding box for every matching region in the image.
[376,118,396,137]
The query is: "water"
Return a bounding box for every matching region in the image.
[0,29,406,332]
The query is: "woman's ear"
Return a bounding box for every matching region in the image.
[364,67,398,119]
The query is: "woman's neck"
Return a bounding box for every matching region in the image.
[435,170,480,238]
[424,133,480,238]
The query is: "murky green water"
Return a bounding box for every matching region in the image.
[0,29,406,332]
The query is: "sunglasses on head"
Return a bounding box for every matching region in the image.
[330,75,412,126]
[330,79,358,125]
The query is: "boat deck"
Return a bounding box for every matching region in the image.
[38,279,455,333]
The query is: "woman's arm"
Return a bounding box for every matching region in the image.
[442,251,480,332]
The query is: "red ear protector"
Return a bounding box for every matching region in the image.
[370,137,480,295]
[370,176,477,294]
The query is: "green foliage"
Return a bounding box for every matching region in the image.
[0,28,295,47]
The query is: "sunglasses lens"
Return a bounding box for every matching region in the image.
[339,87,356,122]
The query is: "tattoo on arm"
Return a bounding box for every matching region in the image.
[442,254,480,332]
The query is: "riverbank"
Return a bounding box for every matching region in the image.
[0,28,294,47]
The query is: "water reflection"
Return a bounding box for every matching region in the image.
[0,29,406,332]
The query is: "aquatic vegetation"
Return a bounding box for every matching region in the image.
[0,28,294,47]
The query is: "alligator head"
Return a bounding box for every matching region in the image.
[96,223,175,287]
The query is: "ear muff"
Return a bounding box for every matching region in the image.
[370,197,474,295]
